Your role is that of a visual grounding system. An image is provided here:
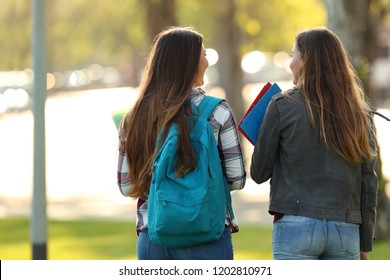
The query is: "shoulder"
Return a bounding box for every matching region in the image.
[190,87,225,105]
[271,88,303,106]
[192,88,233,126]
[272,88,298,100]
[190,87,229,113]
[190,87,204,105]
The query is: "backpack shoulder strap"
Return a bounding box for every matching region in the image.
[197,95,223,119]
[193,95,236,221]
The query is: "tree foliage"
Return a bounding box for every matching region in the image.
[0,0,149,72]
[0,0,32,70]
[0,0,327,73]
[234,0,326,54]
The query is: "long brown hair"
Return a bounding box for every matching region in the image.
[120,26,203,198]
[294,27,376,165]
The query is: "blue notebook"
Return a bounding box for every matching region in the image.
[238,82,282,145]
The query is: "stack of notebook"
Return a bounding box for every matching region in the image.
[238,82,282,145]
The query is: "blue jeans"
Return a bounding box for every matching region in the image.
[272,215,360,260]
[137,228,233,260]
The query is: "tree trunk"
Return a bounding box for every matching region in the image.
[324,0,390,238]
[214,0,244,122]
[144,0,177,40]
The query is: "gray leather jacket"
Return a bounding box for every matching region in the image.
[250,89,378,251]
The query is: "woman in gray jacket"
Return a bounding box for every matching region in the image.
[250,27,378,260]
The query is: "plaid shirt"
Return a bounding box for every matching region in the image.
[117,87,246,235]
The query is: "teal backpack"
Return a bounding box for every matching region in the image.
[148,95,234,247]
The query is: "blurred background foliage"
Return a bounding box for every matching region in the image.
[0,0,326,73]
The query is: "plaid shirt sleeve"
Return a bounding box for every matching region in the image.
[211,100,247,191]
[117,120,132,197]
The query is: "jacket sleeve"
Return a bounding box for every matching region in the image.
[250,98,281,184]
[359,124,379,252]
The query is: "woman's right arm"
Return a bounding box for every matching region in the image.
[117,120,132,197]
[117,141,132,197]
[217,100,246,191]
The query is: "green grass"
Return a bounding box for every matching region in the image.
[1,219,136,260]
[1,218,389,260]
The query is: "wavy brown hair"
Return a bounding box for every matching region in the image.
[294,27,376,165]
[120,27,203,198]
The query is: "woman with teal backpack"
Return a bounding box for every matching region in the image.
[117,26,246,260]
